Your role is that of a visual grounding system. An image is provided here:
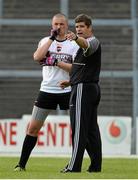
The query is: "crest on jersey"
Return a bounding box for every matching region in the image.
[57,44,62,52]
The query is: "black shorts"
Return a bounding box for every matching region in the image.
[34,91,71,110]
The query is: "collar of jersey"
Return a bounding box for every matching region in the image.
[55,38,67,42]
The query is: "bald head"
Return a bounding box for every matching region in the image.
[52,13,68,24]
[51,13,68,38]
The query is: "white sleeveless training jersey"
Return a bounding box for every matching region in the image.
[38,37,79,93]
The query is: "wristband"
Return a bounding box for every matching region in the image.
[54,59,58,66]
[49,35,55,41]
[74,35,78,41]
[55,59,62,66]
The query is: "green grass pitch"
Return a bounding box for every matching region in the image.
[0,157,138,179]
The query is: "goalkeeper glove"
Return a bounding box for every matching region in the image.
[39,57,58,66]
[39,51,58,66]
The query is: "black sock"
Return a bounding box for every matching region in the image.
[18,135,37,168]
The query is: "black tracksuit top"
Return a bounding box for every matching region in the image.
[70,37,101,86]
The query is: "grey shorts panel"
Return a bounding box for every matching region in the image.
[31,105,51,121]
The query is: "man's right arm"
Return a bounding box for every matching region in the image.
[33,38,53,61]
[33,29,59,61]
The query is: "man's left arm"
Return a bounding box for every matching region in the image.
[56,61,72,73]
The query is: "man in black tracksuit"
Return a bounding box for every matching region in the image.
[58,14,102,173]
